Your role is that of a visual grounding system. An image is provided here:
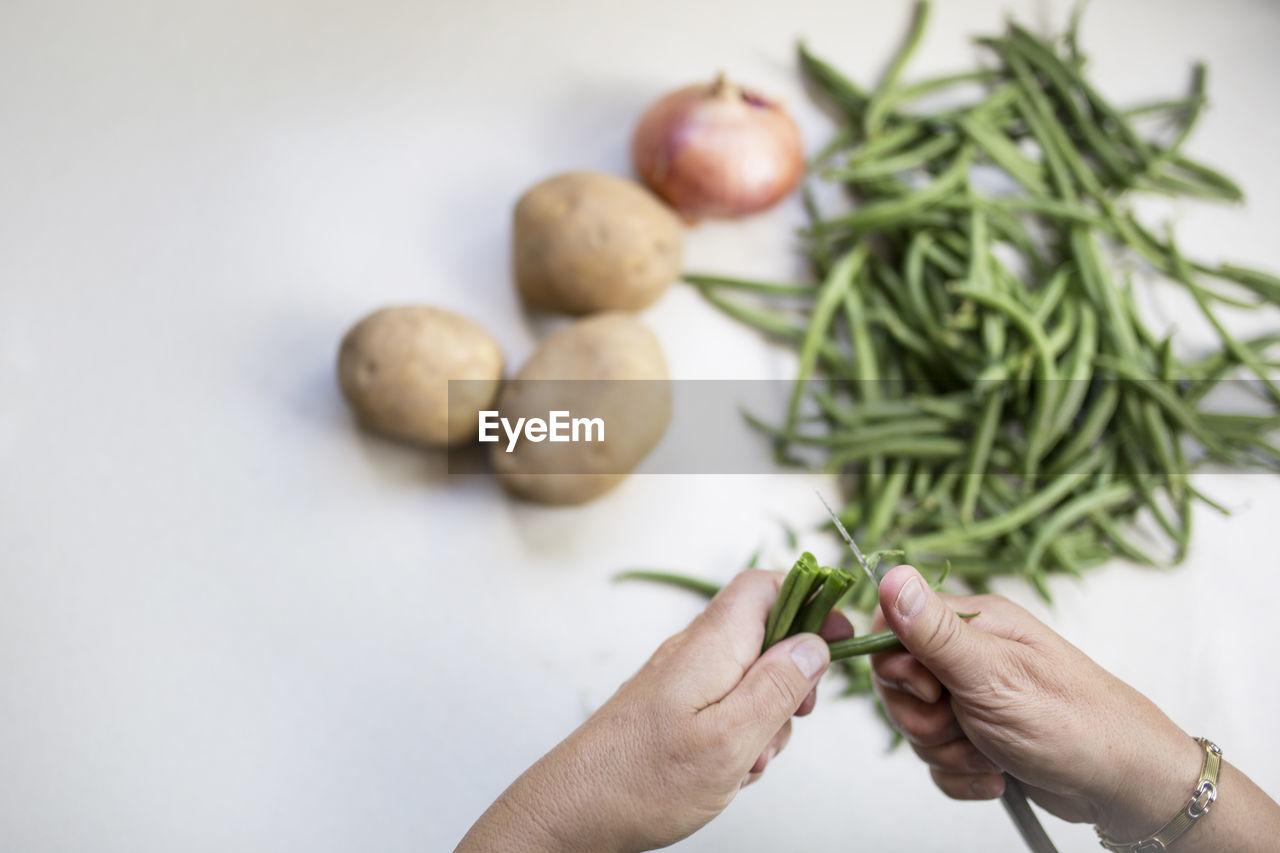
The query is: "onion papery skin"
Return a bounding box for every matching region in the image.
[632,78,804,220]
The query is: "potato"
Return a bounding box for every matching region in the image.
[513,171,683,314]
[491,313,670,504]
[337,306,502,447]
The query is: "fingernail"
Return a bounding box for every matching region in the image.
[895,575,926,618]
[882,676,923,702]
[969,777,1004,798]
[790,637,827,679]
[966,752,999,774]
[901,680,926,703]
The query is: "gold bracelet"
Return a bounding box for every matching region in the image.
[1095,737,1222,852]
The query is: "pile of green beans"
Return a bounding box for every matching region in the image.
[691,2,1280,606]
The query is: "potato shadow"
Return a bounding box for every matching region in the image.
[348,419,493,485]
[495,483,624,560]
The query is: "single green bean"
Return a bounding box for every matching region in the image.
[764,556,822,650]
[615,570,721,598]
[826,133,958,182]
[864,458,912,547]
[745,412,951,448]
[828,612,981,659]
[684,273,818,297]
[795,569,856,635]
[786,245,869,435]
[825,147,974,232]
[798,42,870,119]
[1167,233,1280,403]
[841,122,923,168]
[960,388,1004,523]
[1087,511,1161,567]
[696,286,858,378]
[957,113,1050,196]
[1024,482,1134,573]
[826,436,969,468]
[864,0,932,136]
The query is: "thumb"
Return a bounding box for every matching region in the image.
[878,565,991,690]
[716,634,829,746]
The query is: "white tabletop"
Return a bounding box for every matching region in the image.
[3,0,1279,850]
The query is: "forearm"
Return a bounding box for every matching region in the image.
[1174,760,1280,853]
[454,723,640,853]
[454,784,570,853]
[1097,729,1280,853]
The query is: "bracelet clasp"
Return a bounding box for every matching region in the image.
[1187,779,1217,819]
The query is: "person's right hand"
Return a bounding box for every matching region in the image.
[869,564,1203,840]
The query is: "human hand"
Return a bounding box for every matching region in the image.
[455,568,853,853]
[869,564,1202,840]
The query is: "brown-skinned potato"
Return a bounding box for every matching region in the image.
[492,313,670,504]
[337,306,502,447]
[513,171,683,315]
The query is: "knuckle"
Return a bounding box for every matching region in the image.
[989,593,1031,621]
[969,593,1010,611]
[648,632,687,668]
[698,594,733,627]
[694,714,738,763]
[963,647,1036,706]
[758,660,803,711]
[919,611,963,655]
[732,567,781,592]
[749,567,783,584]
[944,593,1014,624]
[969,594,1044,640]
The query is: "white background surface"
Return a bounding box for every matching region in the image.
[3,0,1280,851]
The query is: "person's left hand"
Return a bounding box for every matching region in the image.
[454,568,853,853]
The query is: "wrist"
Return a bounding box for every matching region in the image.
[508,738,638,853]
[1093,721,1203,841]
[458,729,637,853]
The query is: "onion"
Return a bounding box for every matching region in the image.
[632,73,804,220]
